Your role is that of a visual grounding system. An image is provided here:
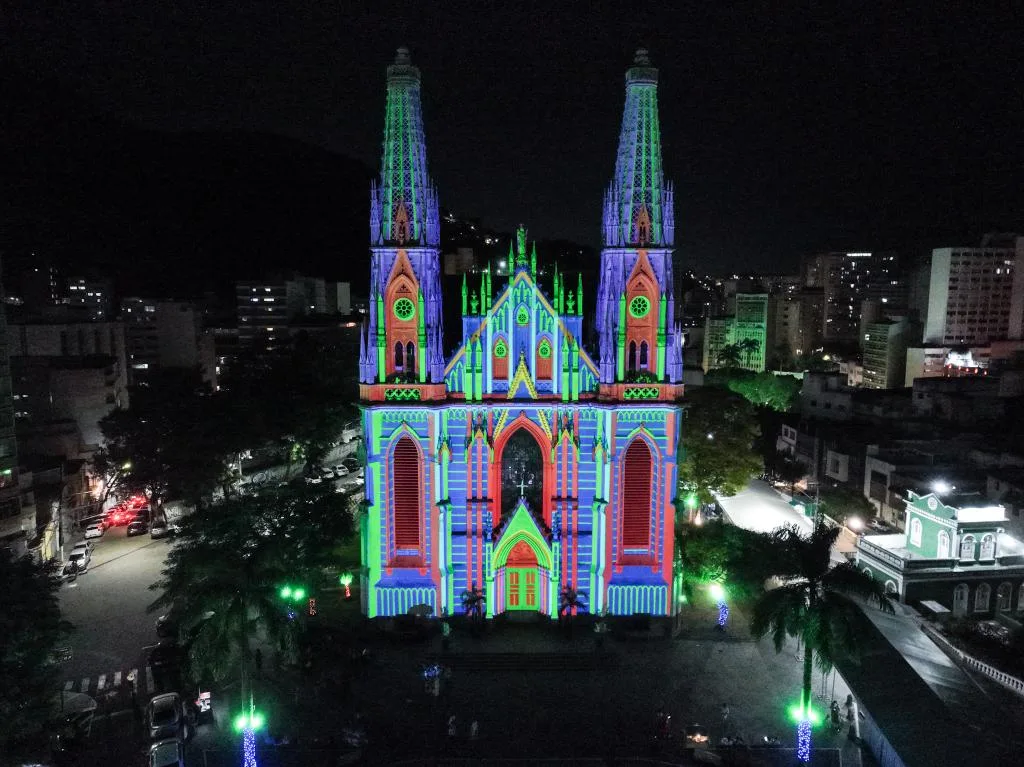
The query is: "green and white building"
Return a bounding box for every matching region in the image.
[857,490,1024,616]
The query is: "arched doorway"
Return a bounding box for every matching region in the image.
[505,540,539,611]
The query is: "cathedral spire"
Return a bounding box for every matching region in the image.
[603,48,672,248]
[370,47,440,247]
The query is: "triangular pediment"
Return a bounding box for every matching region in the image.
[493,499,552,570]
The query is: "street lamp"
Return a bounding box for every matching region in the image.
[233,694,266,767]
[339,572,354,600]
[847,516,864,533]
[932,480,954,494]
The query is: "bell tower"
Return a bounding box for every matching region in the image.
[360,48,444,394]
[596,49,683,393]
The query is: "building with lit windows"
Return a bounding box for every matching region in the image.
[701,293,768,373]
[358,49,684,621]
[861,317,914,389]
[857,490,1024,616]
[121,298,217,386]
[67,278,113,321]
[923,236,1024,346]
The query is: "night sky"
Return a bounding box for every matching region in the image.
[6,3,1023,273]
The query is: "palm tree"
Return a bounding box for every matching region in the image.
[461,583,485,624]
[738,338,761,368]
[558,583,588,636]
[750,522,893,762]
[716,343,742,368]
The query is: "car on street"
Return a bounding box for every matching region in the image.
[146,692,187,741]
[305,475,323,485]
[64,550,90,575]
[84,523,104,539]
[333,464,350,477]
[150,520,169,539]
[320,467,336,479]
[127,519,149,537]
[341,456,360,473]
[149,737,185,767]
[70,541,93,557]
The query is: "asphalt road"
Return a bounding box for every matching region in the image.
[58,524,171,698]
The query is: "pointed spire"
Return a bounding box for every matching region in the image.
[461,274,468,316]
[376,47,439,246]
[604,48,670,247]
[553,265,560,313]
[577,273,584,316]
[515,226,528,269]
[530,242,537,279]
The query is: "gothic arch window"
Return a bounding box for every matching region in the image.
[493,337,509,380]
[884,580,897,596]
[974,583,991,612]
[406,341,416,375]
[621,439,653,550]
[960,535,975,560]
[639,340,649,369]
[394,342,405,371]
[535,337,552,380]
[909,518,922,547]
[635,206,651,245]
[391,436,422,553]
[623,254,658,381]
[628,341,638,372]
[996,582,1012,611]
[392,200,410,244]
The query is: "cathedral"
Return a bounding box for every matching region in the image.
[358,48,685,620]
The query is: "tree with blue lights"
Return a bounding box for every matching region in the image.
[750,522,893,762]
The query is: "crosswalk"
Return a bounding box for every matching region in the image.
[63,665,156,699]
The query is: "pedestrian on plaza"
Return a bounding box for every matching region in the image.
[447,714,457,738]
[469,720,479,740]
[721,703,730,726]
[830,700,842,731]
[845,694,855,725]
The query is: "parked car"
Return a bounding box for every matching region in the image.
[341,456,360,473]
[146,693,187,741]
[333,464,351,477]
[64,550,90,575]
[320,467,336,480]
[149,738,185,767]
[127,519,149,537]
[70,541,93,557]
[305,475,323,485]
[150,521,168,539]
[84,523,104,540]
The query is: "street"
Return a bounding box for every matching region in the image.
[58,524,171,701]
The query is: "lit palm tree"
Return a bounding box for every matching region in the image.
[750,522,893,762]
[738,338,761,368]
[716,344,742,368]
[461,583,485,624]
[558,583,588,636]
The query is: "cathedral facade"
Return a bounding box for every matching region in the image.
[358,48,685,620]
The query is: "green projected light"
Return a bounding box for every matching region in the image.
[494,340,508,358]
[629,296,651,319]
[393,297,415,320]
[538,339,551,358]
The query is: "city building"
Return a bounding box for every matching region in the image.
[121,298,217,386]
[0,266,33,556]
[7,320,128,449]
[67,277,114,321]
[235,281,289,351]
[769,288,824,360]
[802,251,906,343]
[358,49,684,621]
[861,317,914,389]
[923,235,1024,346]
[20,264,65,313]
[326,281,352,315]
[701,293,768,373]
[857,490,1024,616]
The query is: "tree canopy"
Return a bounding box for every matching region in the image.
[150,481,353,686]
[678,387,763,504]
[705,369,801,412]
[0,550,71,749]
[677,520,784,600]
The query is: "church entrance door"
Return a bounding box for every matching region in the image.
[505,540,539,612]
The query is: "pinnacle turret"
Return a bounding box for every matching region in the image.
[369,47,440,247]
[603,48,675,248]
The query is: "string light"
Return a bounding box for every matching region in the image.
[796,719,812,762]
[242,726,258,767]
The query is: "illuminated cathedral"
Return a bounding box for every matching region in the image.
[358,48,685,620]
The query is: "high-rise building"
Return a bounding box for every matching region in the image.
[236,281,289,351]
[701,293,768,372]
[0,263,29,555]
[769,288,825,359]
[358,49,682,623]
[803,251,907,343]
[862,317,914,389]
[121,299,217,386]
[924,236,1024,346]
[67,277,114,321]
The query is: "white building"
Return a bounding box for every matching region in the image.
[924,236,1024,346]
[862,317,913,389]
[121,299,217,386]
